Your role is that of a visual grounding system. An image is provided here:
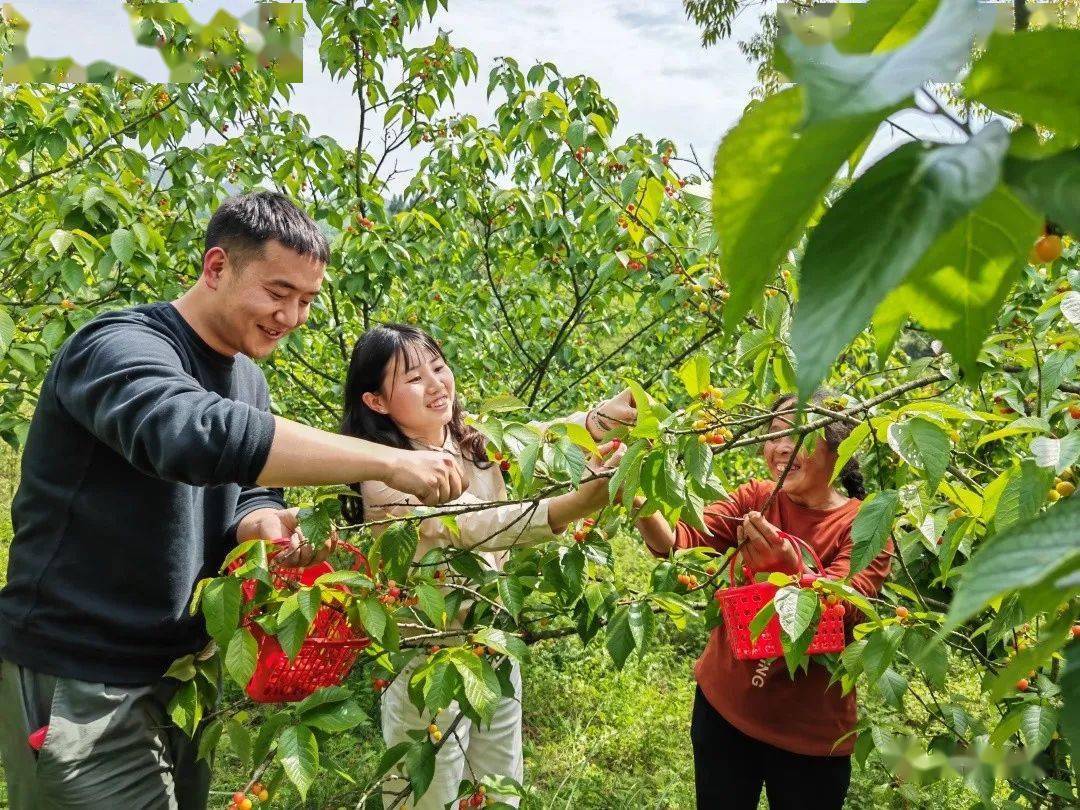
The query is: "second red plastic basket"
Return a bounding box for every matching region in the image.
[716,530,846,661]
[228,539,372,703]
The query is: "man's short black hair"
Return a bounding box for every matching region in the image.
[205,191,330,269]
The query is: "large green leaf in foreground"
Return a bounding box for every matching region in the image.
[792,123,1008,398]
[871,185,1041,379]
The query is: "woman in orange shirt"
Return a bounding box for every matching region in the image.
[636,394,893,809]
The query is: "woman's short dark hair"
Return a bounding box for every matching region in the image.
[339,323,491,523]
[205,191,330,269]
[768,392,866,500]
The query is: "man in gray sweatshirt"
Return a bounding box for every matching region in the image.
[0,192,463,809]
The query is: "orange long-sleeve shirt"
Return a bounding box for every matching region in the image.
[660,479,893,756]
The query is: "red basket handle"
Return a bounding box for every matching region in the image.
[727,529,826,585]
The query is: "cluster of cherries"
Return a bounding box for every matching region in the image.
[227,781,268,809]
[457,784,492,808]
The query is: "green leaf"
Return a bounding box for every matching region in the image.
[1020,704,1057,753]
[793,124,1009,398]
[748,600,776,642]
[774,585,818,642]
[110,228,136,263]
[226,719,251,768]
[196,718,223,762]
[168,680,201,738]
[164,654,197,682]
[0,306,15,358]
[1061,642,1080,784]
[975,416,1050,448]
[1004,148,1080,238]
[783,0,994,127]
[1030,433,1080,476]
[677,354,710,398]
[224,627,257,689]
[862,624,904,684]
[887,417,951,491]
[302,698,367,733]
[498,574,524,620]
[850,490,899,574]
[712,87,884,328]
[404,740,437,800]
[415,582,447,629]
[876,667,908,709]
[992,459,1054,534]
[608,438,647,503]
[944,495,1080,632]
[377,521,419,584]
[605,605,636,668]
[871,185,1042,379]
[355,597,388,645]
[276,725,319,801]
[453,654,497,722]
[967,29,1080,141]
[201,577,242,651]
[472,627,529,662]
[831,421,869,484]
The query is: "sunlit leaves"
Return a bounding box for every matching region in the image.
[967,29,1080,141]
[793,125,1009,397]
[887,417,951,492]
[783,0,994,127]
[871,185,1042,379]
[711,88,883,329]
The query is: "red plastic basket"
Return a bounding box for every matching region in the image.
[228,538,371,703]
[716,530,846,661]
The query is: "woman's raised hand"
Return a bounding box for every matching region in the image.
[588,388,637,439]
[737,511,800,574]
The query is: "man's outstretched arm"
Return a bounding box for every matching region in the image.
[258,416,463,505]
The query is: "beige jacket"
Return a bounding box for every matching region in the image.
[361,412,590,571]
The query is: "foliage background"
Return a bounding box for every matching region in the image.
[1,1,1080,808]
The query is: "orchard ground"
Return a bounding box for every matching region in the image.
[0,447,982,809]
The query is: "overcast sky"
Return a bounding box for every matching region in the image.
[22,0,775,185]
[22,1,954,188]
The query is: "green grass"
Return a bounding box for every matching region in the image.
[0,459,991,809]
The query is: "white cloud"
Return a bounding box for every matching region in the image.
[24,0,770,188]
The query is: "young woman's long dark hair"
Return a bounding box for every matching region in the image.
[769,392,866,500]
[339,323,490,523]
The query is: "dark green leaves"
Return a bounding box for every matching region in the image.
[967,29,1080,141]
[712,88,884,329]
[945,495,1080,631]
[793,124,1009,397]
[784,0,994,127]
[1004,148,1080,238]
[605,602,655,669]
[850,490,899,574]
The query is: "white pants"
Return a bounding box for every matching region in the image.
[380,661,523,810]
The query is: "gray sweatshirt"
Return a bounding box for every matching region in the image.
[0,302,284,684]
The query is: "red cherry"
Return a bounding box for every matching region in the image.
[499,459,511,472]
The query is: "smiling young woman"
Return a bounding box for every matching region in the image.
[338,323,634,809]
[635,392,893,810]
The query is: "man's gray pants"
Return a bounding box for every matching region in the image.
[0,659,211,809]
